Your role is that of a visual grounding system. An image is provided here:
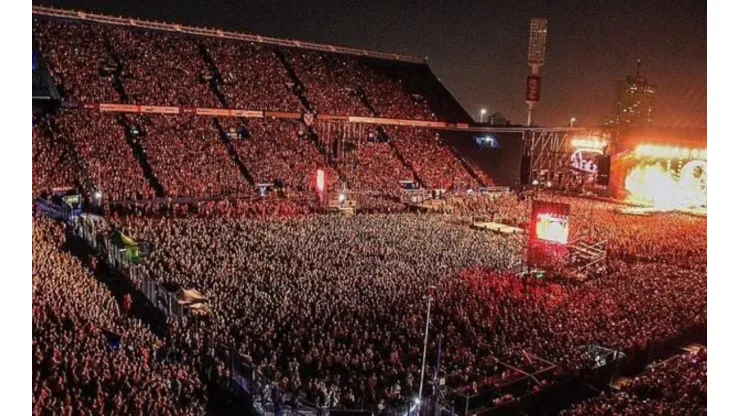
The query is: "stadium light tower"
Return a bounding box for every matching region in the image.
[480,108,487,123]
[526,18,548,126]
[570,117,576,127]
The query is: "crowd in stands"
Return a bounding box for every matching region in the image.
[33,19,120,103]
[283,49,373,117]
[202,38,303,112]
[55,111,156,201]
[32,116,85,198]
[32,217,208,415]
[562,349,706,415]
[32,14,706,416]
[130,115,250,199]
[387,126,479,190]
[33,16,448,122]
[223,118,340,193]
[358,67,436,121]
[107,27,220,108]
[314,122,415,193]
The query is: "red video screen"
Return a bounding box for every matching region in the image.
[535,212,569,244]
[530,200,571,245]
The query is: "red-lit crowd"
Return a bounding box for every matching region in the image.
[32,217,208,415]
[386,126,480,190]
[33,17,438,121]
[31,15,706,416]
[107,201,705,411]
[561,348,706,415]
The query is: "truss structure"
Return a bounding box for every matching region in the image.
[523,129,575,185]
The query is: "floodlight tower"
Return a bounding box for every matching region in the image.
[526,18,548,126]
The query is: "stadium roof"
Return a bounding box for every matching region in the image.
[32,5,427,65]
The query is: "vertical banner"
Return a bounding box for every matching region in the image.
[526,76,542,102]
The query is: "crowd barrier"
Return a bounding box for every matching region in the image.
[70,212,186,321]
[217,341,455,416]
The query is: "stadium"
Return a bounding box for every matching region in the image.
[32,4,706,416]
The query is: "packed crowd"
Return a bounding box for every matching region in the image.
[357,66,436,121]
[55,111,155,201]
[284,49,372,117]
[107,27,220,108]
[562,349,707,415]
[32,116,86,198]
[32,15,706,415]
[111,201,705,411]
[129,115,250,199]
[32,217,208,415]
[202,38,303,112]
[313,122,415,192]
[116,214,524,410]
[387,126,480,190]
[223,118,340,193]
[33,19,120,103]
[34,17,442,123]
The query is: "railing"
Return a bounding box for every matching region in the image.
[217,341,457,416]
[70,213,186,320]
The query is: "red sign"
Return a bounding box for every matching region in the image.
[526,76,542,102]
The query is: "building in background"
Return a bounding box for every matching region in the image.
[605,60,656,127]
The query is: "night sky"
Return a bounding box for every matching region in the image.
[33,0,706,128]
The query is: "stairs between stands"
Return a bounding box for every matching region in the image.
[101,37,130,103]
[274,48,315,114]
[117,115,166,198]
[212,118,255,187]
[196,42,230,108]
[446,143,486,187]
[383,128,426,188]
[274,48,353,186]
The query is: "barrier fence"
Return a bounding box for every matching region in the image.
[71,212,186,321]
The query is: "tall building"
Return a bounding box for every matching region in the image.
[605,60,656,127]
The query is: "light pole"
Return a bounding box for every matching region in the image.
[418,288,435,400]
[479,108,487,124]
[570,117,576,128]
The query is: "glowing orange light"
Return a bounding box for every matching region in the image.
[634,144,706,160]
[624,162,707,210]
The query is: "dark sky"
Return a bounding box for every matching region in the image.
[34,0,706,127]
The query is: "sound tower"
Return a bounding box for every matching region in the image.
[597,155,611,186]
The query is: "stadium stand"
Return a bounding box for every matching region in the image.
[31,8,706,416]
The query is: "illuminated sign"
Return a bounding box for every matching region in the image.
[634,144,707,160]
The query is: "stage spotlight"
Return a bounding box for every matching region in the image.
[532,179,539,186]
